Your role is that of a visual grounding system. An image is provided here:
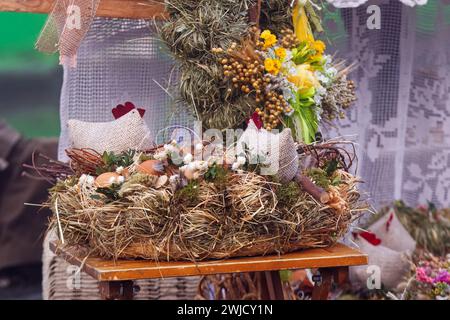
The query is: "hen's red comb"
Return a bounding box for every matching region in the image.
[247,111,263,130]
[112,101,146,119]
[353,231,382,246]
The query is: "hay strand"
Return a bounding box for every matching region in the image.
[48,167,366,261]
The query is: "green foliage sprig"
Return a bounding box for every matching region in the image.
[306,159,342,190]
[92,184,122,202]
[96,149,137,175]
[287,88,318,144]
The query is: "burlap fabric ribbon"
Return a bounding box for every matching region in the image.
[35,0,101,66]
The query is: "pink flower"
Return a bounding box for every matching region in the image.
[416,204,428,212]
[433,270,450,284]
[416,267,434,284]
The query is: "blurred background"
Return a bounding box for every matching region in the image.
[0,12,60,300]
[0,12,61,137]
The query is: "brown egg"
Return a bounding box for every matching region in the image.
[182,167,195,180]
[95,172,120,188]
[155,175,168,189]
[182,167,202,180]
[137,160,165,176]
[120,167,130,178]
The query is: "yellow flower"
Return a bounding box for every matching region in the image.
[312,40,326,55]
[260,30,273,40]
[287,64,319,90]
[264,58,281,75]
[274,47,287,60]
[260,30,277,49]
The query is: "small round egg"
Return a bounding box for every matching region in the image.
[94,172,120,188]
[155,175,169,189]
[136,160,165,176]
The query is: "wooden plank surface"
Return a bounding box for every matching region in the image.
[0,0,167,19]
[50,241,368,282]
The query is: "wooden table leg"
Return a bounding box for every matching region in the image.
[259,271,285,300]
[333,266,349,286]
[311,268,333,300]
[99,280,134,300]
[311,267,349,300]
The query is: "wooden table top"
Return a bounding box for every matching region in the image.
[1,0,168,19]
[50,241,368,282]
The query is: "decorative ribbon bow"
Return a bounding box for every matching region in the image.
[35,0,101,66]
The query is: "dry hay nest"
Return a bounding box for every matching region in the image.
[49,170,364,261]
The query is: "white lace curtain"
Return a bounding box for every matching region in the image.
[326,0,427,7]
[322,0,450,209]
[58,19,194,160]
[58,0,449,210]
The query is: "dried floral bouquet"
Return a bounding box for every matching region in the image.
[161,0,356,141]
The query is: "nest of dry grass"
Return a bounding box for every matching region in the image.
[48,168,365,261]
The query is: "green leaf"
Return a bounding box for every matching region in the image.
[279,270,292,282]
[291,42,313,65]
[325,159,339,177]
[331,177,342,186]
[298,86,316,99]
[288,90,319,144]
[90,194,102,200]
[305,168,330,189]
[95,184,121,202]
[205,165,218,180]
[96,149,137,174]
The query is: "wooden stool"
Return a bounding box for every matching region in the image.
[50,241,367,300]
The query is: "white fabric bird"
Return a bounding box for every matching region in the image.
[237,120,299,182]
[68,109,154,154]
